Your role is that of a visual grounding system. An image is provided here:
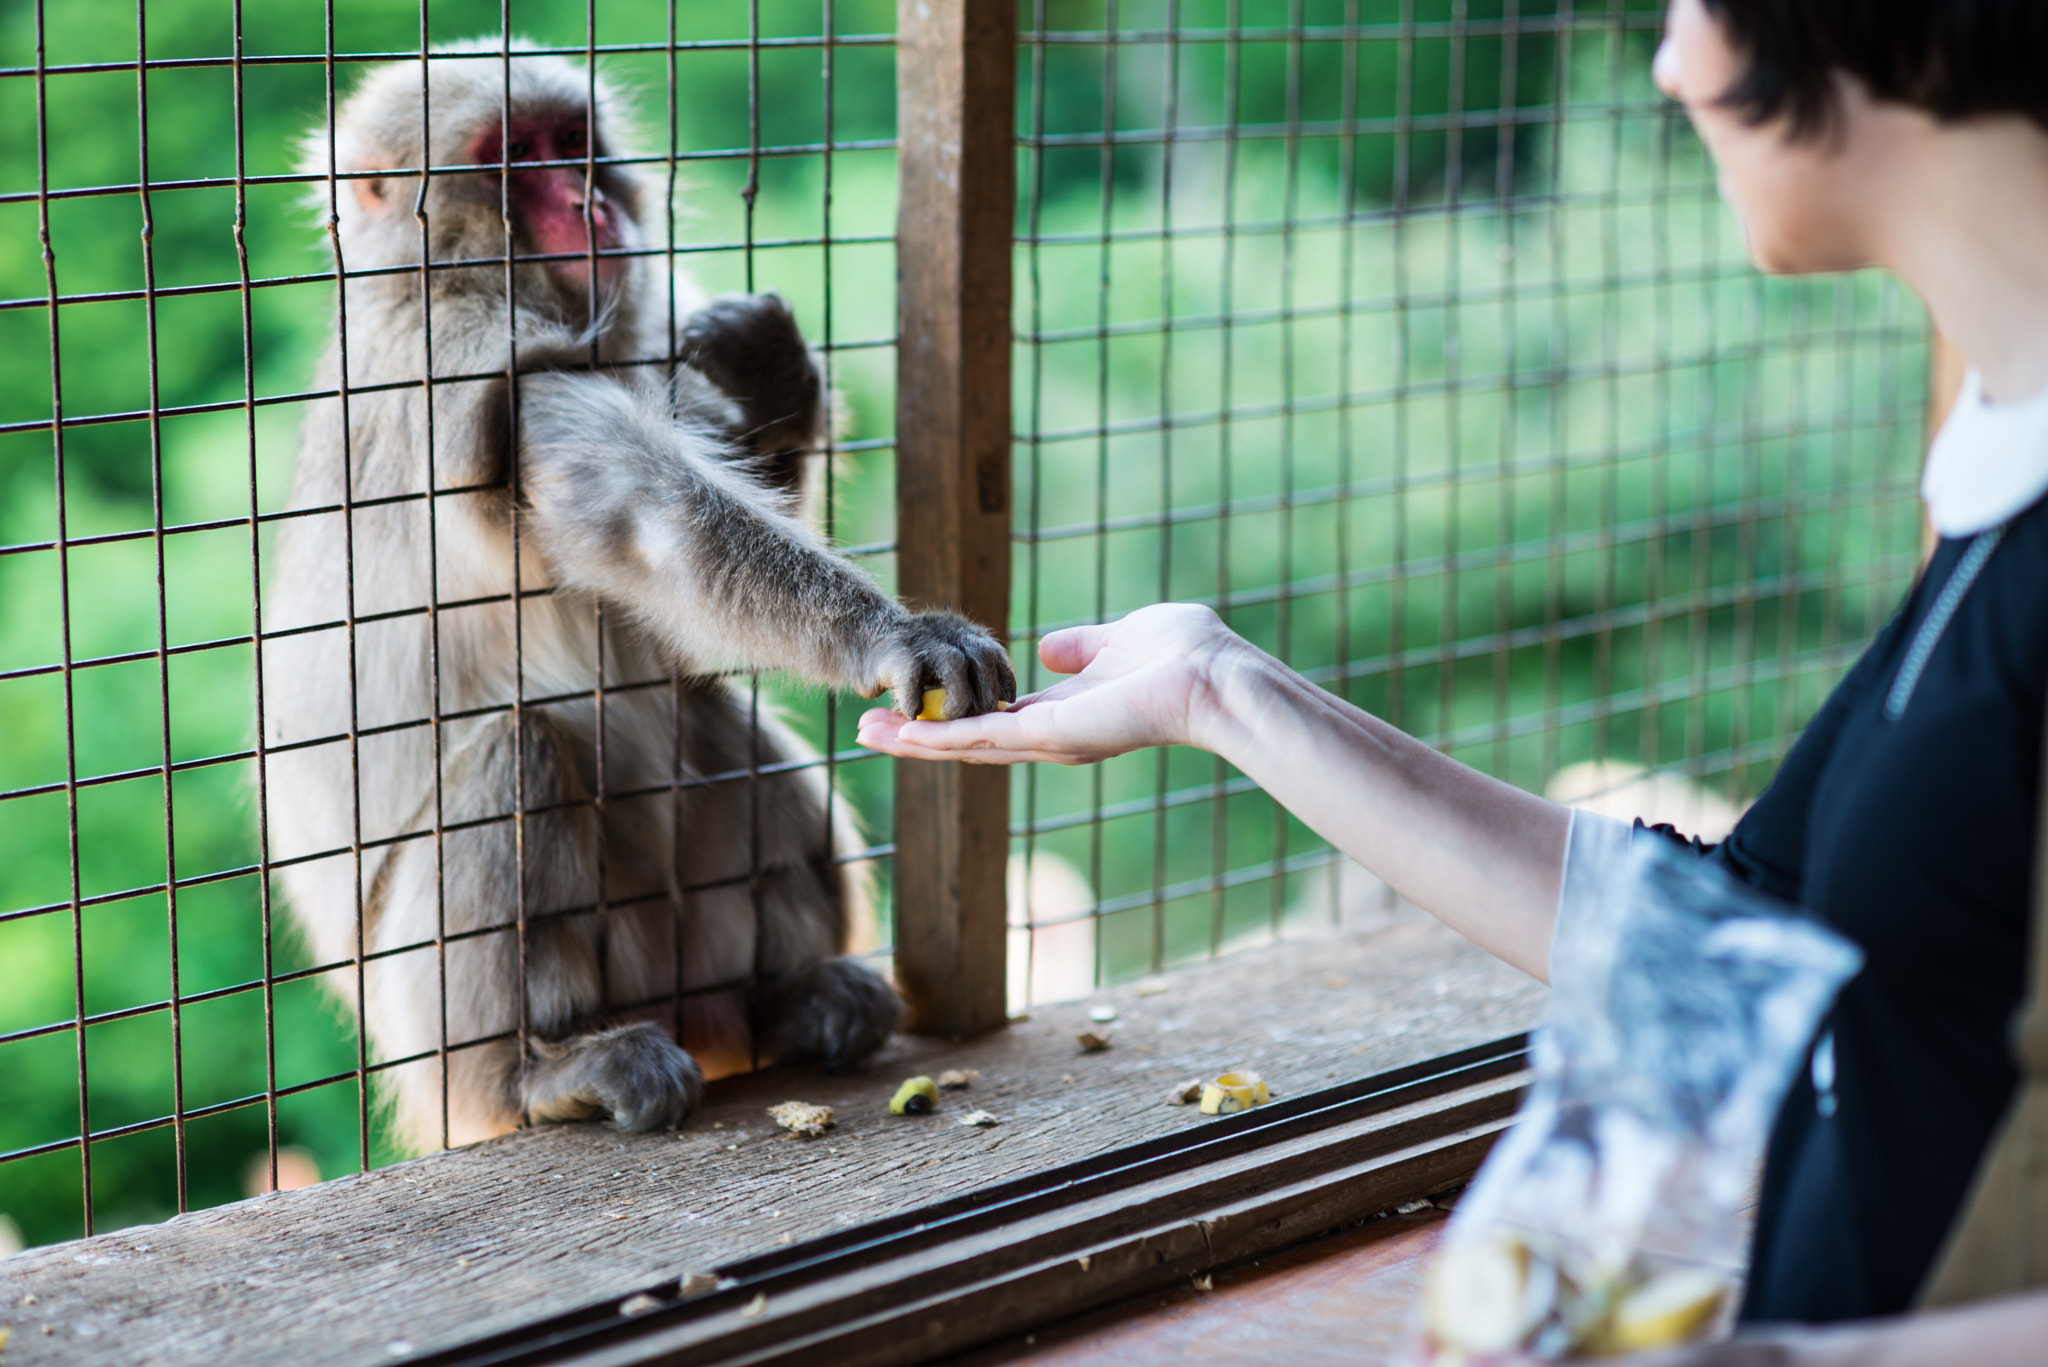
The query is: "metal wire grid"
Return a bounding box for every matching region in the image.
[0,0,901,1247]
[1008,0,1930,1004]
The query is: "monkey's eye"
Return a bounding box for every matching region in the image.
[505,139,533,162]
[559,125,586,153]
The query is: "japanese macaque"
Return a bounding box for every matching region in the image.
[264,41,1013,1153]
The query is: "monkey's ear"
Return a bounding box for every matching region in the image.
[350,172,392,215]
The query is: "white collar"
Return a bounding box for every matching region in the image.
[1922,368,2048,537]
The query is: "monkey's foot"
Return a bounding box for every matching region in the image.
[521,1021,705,1133]
[766,957,903,1074]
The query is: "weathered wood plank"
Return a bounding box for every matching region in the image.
[0,909,1543,1366]
[891,0,1018,1038]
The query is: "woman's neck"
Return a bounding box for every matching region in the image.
[1876,116,2048,405]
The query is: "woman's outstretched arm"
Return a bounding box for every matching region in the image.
[856,603,1571,981]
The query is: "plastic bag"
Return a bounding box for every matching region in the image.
[1414,816,1862,1362]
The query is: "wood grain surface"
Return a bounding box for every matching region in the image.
[0,906,1542,1366]
[947,1206,1451,1366]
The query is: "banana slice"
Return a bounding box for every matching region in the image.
[1603,1268,1728,1351]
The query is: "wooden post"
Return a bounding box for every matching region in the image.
[892,0,1015,1037]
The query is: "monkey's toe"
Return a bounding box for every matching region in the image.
[768,958,902,1072]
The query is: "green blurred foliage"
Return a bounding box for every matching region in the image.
[0,0,1924,1254]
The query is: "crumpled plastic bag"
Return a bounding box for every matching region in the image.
[1412,816,1862,1362]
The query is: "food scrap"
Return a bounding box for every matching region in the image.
[937,1068,980,1090]
[619,1293,664,1317]
[1165,1078,1203,1106]
[1087,1005,1118,1023]
[1198,1070,1270,1115]
[958,1109,999,1128]
[889,1076,939,1115]
[1135,978,1170,997]
[1075,1030,1112,1053]
[766,1101,834,1138]
[740,1292,769,1319]
[677,1271,721,1299]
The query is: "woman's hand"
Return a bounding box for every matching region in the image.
[855,602,1251,765]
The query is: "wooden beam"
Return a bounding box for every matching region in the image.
[892,0,1016,1038]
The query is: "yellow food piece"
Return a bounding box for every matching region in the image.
[1426,1231,1553,1355]
[914,690,1011,721]
[1198,1070,1270,1115]
[1603,1268,1728,1352]
[889,1075,939,1115]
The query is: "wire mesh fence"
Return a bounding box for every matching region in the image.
[0,0,902,1249]
[1006,0,1929,1004]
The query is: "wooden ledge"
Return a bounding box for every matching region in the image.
[0,908,1543,1366]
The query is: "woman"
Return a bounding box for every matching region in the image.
[861,0,2048,1359]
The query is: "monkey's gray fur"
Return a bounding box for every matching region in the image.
[264,42,1012,1152]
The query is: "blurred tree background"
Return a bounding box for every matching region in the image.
[0,0,1927,1250]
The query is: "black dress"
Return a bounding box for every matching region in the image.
[1644,493,2047,1323]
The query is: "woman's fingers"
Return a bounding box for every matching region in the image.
[855,707,1083,765]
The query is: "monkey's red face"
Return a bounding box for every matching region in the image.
[470,115,623,296]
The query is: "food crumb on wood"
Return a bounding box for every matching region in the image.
[958,1109,999,1128]
[937,1068,980,1090]
[0,1327,11,1351]
[1136,978,1170,996]
[678,1271,721,1298]
[1088,1005,1118,1023]
[767,1101,834,1138]
[889,1076,939,1115]
[1192,1274,1214,1292]
[1060,1073,1076,1083]
[1075,1030,1112,1052]
[619,1293,664,1317]
[741,1292,769,1319]
[1077,1255,1093,1271]
[1324,975,1347,989]
[1166,1078,1203,1105]
[1396,1198,1432,1214]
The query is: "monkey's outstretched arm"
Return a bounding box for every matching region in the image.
[517,369,1014,717]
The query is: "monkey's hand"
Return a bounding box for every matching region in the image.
[679,292,824,463]
[870,610,1017,721]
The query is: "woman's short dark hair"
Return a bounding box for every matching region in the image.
[1704,0,2048,140]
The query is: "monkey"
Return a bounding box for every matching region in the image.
[260,40,1014,1154]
